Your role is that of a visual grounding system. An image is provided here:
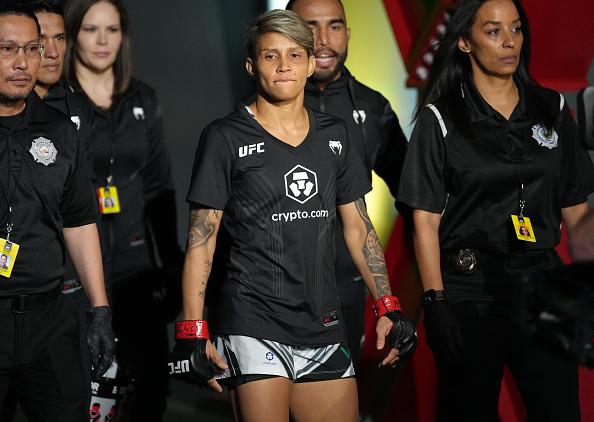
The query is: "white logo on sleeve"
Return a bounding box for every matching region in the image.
[133,106,145,120]
[239,142,265,157]
[70,115,81,130]
[353,109,366,124]
[29,137,57,166]
[284,165,318,204]
[329,140,342,155]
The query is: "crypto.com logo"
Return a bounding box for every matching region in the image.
[284,165,318,204]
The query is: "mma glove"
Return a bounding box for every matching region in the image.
[374,295,417,359]
[422,289,464,363]
[168,320,216,388]
[86,306,116,379]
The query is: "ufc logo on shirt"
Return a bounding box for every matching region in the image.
[239,142,265,158]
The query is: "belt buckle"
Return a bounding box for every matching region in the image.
[11,295,27,314]
[451,248,478,274]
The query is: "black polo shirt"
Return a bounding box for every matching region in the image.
[397,80,594,254]
[0,93,98,295]
[188,106,371,346]
[44,79,96,182]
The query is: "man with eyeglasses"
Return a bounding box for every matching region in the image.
[0,3,114,422]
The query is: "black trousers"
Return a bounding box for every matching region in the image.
[0,293,88,422]
[434,252,580,421]
[111,271,170,422]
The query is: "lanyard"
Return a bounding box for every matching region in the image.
[487,118,529,218]
[1,118,23,240]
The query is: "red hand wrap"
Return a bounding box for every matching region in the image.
[175,320,209,340]
[374,295,402,318]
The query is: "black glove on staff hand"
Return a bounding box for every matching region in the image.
[86,306,116,379]
[375,295,417,360]
[422,289,464,363]
[168,320,217,388]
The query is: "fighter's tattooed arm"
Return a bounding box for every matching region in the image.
[339,198,392,299]
[182,206,223,320]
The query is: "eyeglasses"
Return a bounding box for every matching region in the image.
[0,42,45,59]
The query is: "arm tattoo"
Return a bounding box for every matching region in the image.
[188,208,220,249]
[187,208,219,300]
[354,198,391,297]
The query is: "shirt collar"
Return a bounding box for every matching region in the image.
[44,78,72,102]
[304,66,351,95]
[462,76,527,123]
[25,91,53,124]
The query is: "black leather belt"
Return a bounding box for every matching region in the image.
[442,249,555,274]
[0,285,61,314]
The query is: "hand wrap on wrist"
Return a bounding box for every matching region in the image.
[374,295,402,318]
[168,320,216,388]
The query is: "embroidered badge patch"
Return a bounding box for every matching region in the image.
[29,137,57,166]
[531,123,558,149]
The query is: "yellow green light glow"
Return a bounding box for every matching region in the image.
[342,0,417,246]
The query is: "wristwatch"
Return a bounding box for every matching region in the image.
[421,289,447,306]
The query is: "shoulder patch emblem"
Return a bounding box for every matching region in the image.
[531,123,558,149]
[30,137,57,166]
[329,140,342,155]
[133,106,145,120]
[70,115,81,130]
[352,109,366,124]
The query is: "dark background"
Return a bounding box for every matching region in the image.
[125,0,267,244]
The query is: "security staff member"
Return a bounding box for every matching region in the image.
[287,0,408,366]
[397,0,594,420]
[0,4,114,422]
[31,1,104,301]
[63,0,183,420]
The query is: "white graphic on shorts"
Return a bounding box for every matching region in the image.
[284,165,318,204]
[329,140,342,155]
[531,123,558,149]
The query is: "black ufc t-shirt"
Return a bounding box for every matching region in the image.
[187,106,370,346]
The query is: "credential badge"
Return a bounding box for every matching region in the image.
[29,137,57,166]
[531,123,558,149]
[329,140,342,155]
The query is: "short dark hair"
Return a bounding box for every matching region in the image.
[29,1,63,16]
[286,0,345,14]
[0,2,41,36]
[63,0,132,101]
[245,9,313,60]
